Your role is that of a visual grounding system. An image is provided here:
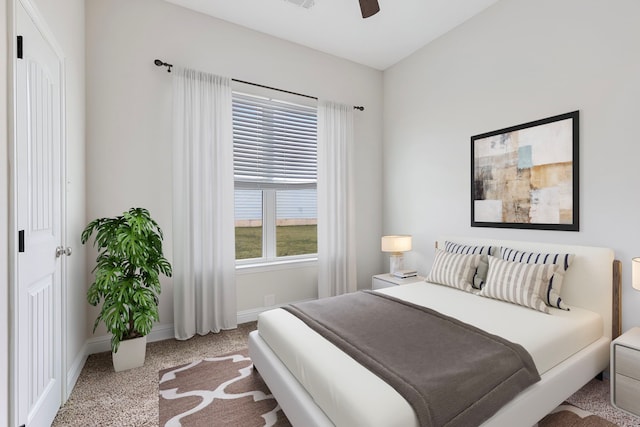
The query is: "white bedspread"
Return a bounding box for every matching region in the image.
[257,281,603,427]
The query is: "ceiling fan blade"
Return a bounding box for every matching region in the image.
[359,0,380,18]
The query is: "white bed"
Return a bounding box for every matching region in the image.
[248,237,618,426]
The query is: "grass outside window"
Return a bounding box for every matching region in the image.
[235,224,317,260]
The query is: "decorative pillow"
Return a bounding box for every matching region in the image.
[426,249,481,293]
[480,256,556,313]
[500,247,575,311]
[444,241,493,289]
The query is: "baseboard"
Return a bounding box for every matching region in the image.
[237,298,315,324]
[85,323,176,355]
[237,307,268,324]
[65,341,89,401]
[83,300,316,357]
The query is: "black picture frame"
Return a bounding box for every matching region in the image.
[471,111,579,231]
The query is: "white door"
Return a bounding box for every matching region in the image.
[15,1,64,425]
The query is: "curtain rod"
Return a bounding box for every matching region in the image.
[154,59,365,111]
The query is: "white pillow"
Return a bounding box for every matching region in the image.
[480,256,557,314]
[499,247,575,311]
[426,249,481,293]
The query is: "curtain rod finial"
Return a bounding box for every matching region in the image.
[154,59,173,73]
[353,106,364,111]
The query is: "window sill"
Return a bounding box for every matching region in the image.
[236,257,318,274]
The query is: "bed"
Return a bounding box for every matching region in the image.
[248,237,619,426]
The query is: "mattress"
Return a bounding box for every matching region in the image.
[257,281,603,427]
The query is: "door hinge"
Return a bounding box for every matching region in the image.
[17,35,23,59]
[18,230,25,253]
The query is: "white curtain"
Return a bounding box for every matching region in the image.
[172,67,237,340]
[317,101,357,298]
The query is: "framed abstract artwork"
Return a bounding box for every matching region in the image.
[471,111,579,231]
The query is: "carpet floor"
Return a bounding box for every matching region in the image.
[54,322,640,426]
[53,323,257,427]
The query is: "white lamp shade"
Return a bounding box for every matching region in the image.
[633,257,640,291]
[381,235,412,253]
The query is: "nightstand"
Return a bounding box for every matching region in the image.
[372,273,425,290]
[611,327,640,417]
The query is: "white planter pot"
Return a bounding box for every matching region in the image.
[112,336,147,372]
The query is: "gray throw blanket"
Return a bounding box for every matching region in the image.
[283,290,540,427]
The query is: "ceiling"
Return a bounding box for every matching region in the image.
[164,0,499,70]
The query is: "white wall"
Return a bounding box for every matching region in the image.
[85,0,383,336]
[383,0,640,332]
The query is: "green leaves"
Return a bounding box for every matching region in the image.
[81,207,172,353]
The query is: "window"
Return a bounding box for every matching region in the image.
[233,91,317,264]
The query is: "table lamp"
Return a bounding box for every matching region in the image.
[381,235,412,274]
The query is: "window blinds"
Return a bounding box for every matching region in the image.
[233,92,317,188]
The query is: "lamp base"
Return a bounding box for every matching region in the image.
[389,254,404,275]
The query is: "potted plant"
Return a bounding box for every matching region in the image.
[81,207,172,371]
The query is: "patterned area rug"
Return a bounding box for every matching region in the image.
[159,349,619,427]
[539,404,618,426]
[159,350,291,426]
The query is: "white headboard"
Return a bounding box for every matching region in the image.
[437,237,616,340]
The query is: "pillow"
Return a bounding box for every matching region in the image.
[444,241,493,289]
[426,249,481,293]
[479,256,556,313]
[499,247,575,311]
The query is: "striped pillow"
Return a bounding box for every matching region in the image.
[500,247,575,311]
[444,241,493,289]
[426,249,481,292]
[480,256,555,313]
